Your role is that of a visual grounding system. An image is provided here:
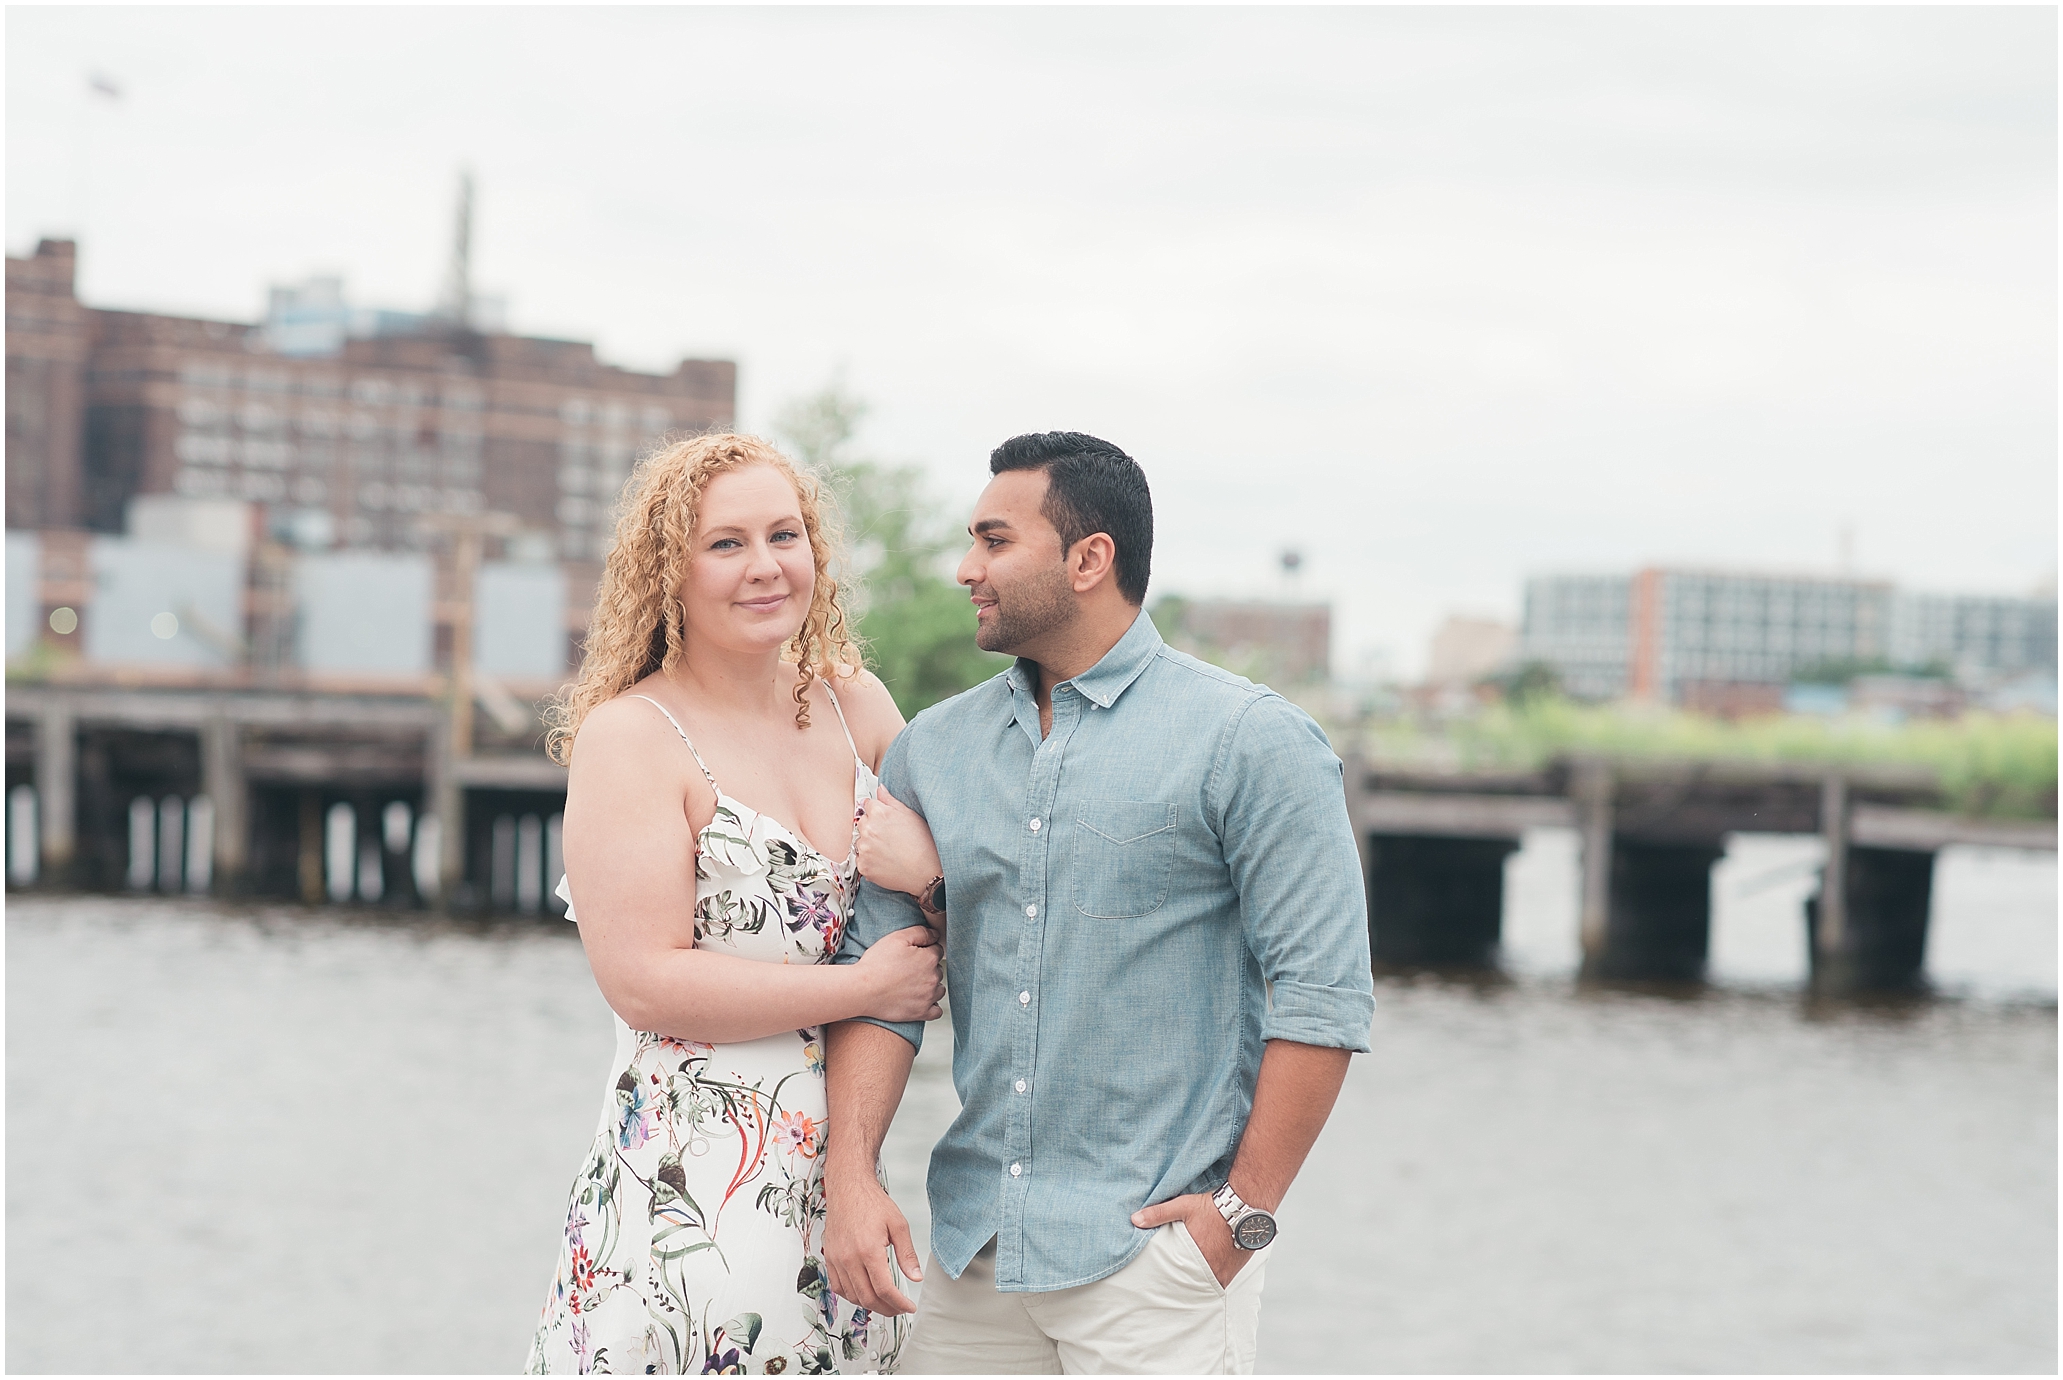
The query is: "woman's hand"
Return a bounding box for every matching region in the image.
[855,786,944,903]
[850,924,945,1023]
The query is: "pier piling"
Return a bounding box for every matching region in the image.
[201,714,248,895]
[1584,839,1726,984]
[35,699,75,885]
[1575,759,1614,970]
[1367,834,1520,969]
[1808,846,1937,995]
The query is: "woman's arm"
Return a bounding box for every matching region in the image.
[562,696,942,1043]
[855,786,945,928]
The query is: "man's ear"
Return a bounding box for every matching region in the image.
[1068,533,1119,595]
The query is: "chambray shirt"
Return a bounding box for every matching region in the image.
[836,609,1374,1292]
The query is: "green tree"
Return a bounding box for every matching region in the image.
[1488,659,1563,707]
[773,387,1007,717]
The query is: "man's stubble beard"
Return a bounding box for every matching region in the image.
[974,561,1078,657]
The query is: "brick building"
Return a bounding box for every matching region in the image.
[1152,596,1332,686]
[6,240,92,531]
[5,238,735,677]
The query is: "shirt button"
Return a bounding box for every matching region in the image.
[1025,903,1037,918]
[1018,990,1030,1005]
[1015,1078,1027,1093]
[1029,818,1041,832]
[1010,1163,1023,1177]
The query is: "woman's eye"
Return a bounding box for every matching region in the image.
[771,529,801,543]
[710,538,740,551]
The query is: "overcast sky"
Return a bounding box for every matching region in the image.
[9,6,2056,677]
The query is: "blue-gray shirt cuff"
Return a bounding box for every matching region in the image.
[1262,979,1375,1053]
[844,1014,924,1052]
[833,882,928,1054]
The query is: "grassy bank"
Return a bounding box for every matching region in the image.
[1360,700,2058,820]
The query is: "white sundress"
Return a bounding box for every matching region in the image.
[526,687,908,1375]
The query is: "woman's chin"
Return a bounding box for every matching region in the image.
[729,621,809,656]
[682,608,808,659]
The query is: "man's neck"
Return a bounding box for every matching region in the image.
[1027,603,1140,735]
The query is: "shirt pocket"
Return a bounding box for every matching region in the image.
[1070,800,1178,918]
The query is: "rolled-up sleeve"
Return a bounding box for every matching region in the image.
[833,724,930,1052]
[1213,694,1375,1052]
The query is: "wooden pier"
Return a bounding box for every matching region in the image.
[1345,754,2055,995]
[4,679,564,910]
[5,680,2055,994]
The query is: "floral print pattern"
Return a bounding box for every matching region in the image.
[527,692,903,1375]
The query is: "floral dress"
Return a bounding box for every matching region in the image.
[527,690,908,1375]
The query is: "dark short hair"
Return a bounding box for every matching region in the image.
[989,432,1153,605]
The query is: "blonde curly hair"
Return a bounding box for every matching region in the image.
[544,432,861,766]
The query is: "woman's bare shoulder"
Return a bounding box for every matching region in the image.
[826,666,906,764]
[570,687,683,770]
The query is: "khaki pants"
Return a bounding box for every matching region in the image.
[898,1225,1271,1375]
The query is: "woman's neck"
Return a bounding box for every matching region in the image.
[665,642,793,722]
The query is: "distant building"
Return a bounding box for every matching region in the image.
[4,237,736,681]
[1424,615,1516,687]
[1153,597,1331,685]
[1628,567,1895,705]
[1520,566,2054,708]
[1517,574,1631,700]
[1890,591,2058,683]
[3,238,733,555]
[5,239,91,532]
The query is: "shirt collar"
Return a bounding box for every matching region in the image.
[1004,607,1163,710]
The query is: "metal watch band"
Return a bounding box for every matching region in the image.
[1212,1180,1278,1251]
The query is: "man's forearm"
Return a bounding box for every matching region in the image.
[1226,1039,1352,1211]
[824,1019,917,1188]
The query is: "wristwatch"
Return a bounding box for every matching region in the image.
[1211,1181,1278,1251]
[917,874,946,915]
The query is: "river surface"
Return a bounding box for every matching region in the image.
[6,832,2055,1373]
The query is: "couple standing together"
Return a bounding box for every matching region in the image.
[526,430,1374,1375]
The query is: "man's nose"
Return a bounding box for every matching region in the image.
[955,545,980,586]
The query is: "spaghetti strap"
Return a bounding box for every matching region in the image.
[628,694,719,789]
[821,681,864,765]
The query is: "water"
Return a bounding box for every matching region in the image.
[6,834,2055,1373]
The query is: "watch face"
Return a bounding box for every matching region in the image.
[1233,1212,1277,1250]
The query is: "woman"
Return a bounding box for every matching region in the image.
[526,433,947,1376]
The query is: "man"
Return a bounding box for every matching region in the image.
[825,432,1373,1374]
